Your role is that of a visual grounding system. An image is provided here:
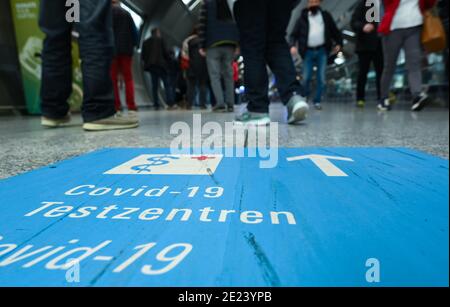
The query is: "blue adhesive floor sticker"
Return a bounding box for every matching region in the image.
[0,148,448,287]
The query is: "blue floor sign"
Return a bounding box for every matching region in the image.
[0,148,448,286]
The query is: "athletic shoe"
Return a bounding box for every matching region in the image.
[41,114,71,128]
[411,92,430,112]
[227,105,235,113]
[314,103,323,110]
[212,104,227,113]
[167,105,179,111]
[287,95,309,124]
[377,98,391,111]
[357,100,365,108]
[234,112,271,127]
[83,113,139,131]
[128,110,139,117]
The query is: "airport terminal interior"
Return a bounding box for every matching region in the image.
[0,0,448,287]
[0,0,448,178]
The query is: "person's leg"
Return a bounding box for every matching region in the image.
[120,56,137,111]
[186,76,196,109]
[110,57,122,111]
[314,48,327,104]
[161,70,175,107]
[207,47,226,107]
[198,77,208,108]
[76,0,116,122]
[373,47,384,101]
[208,81,217,107]
[302,50,314,100]
[403,27,424,97]
[222,46,236,108]
[150,70,160,108]
[39,0,72,119]
[265,0,304,104]
[356,52,372,102]
[380,30,404,100]
[233,0,270,113]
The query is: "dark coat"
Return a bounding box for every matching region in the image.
[141,37,170,71]
[198,0,239,49]
[351,0,382,53]
[290,8,343,58]
[187,35,209,79]
[112,5,138,56]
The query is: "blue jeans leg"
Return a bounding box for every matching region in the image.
[314,48,327,103]
[302,50,314,99]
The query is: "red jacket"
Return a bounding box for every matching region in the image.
[378,0,437,35]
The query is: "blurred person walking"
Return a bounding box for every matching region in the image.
[111,0,139,114]
[39,0,139,131]
[228,0,309,126]
[182,27,209,110]
[198,0,240,113]
[378,0,437,112]
[142,28,175,110]
[290,0,343,110]
[351,0,384,108]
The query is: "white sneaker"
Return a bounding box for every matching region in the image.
[287,95,309,124]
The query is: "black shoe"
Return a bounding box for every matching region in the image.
[227,105,235,113]
[411,92,429,112]
[377,98,391,111]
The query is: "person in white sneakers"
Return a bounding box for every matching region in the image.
[225,0,309,126]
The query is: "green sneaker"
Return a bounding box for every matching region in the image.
[357,100,365,108]
[234,112,271,127]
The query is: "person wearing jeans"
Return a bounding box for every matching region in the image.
[290,0,343,110]
[184,30,210,110]
[198,0,240,113]
[302,47,327,108]
[39,0,138,131]
[230,0,309,126]
[378,0,437,112]
[142,28,175,110]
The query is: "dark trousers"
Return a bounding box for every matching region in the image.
[187,75,208,108]
[356,50,384,101]
[39,0,116,122]
[149,66,174,107]
[234,0,303,113]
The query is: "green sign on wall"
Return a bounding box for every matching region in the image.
[10,0,83,115]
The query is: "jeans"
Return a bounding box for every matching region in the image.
[206,46,235,107]
[39,0,116,122]
[356,49,384,101]
[381,26,423,99]
[111,55,137,111]
[302,47,327,104]
[234,0,303,113]
[187,76,208,108]
[148,66,174,107]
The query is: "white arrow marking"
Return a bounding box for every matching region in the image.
[287,154,354,177]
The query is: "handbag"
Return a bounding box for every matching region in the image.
[421,9,447,53]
